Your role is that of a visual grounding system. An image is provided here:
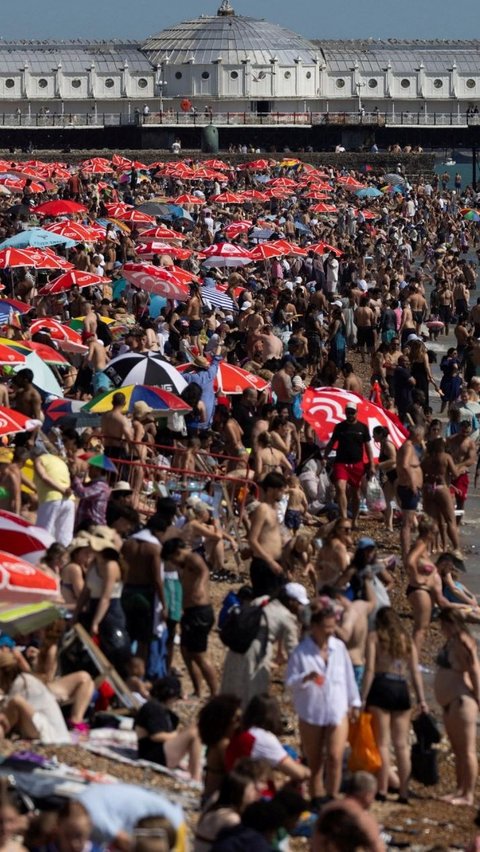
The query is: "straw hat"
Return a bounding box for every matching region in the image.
[191,354,210,369]
[86,526,121,554]
[68,532,92,554]
[133,401,154,420]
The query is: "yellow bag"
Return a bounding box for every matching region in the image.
[348,711,382,774]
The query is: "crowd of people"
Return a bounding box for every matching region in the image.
[0,151,478,849]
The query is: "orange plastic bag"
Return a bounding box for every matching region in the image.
[348,711,382,774]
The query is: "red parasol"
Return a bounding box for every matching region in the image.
[210,192,245,204]
[178,362,270,395]
[0,550,59,603]
[139,226,186,241]
[248,244,284,261]
[307,241,343,256]
[38,270,109,296]
[302,387,407,459]
[116,209,157,224]
[122,262,190,301]
[136,242,192,260]
[0,510,54,563]
[34,200,87,215]
[0,406,41,437]
[29,318,84,348]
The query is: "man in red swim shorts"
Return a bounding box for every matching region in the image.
[324,401,374,527]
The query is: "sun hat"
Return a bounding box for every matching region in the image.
[190,354,210,369]
[86,526,121,554]
[133,400,154,419]
[111,480,133,494]
[68,532,92,554]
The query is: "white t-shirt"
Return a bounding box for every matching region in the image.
[10,673,70,744]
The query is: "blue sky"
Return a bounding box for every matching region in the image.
[2,0,478,40]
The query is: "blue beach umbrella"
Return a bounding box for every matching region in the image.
[356,187,382,198]
[0,228,76,249]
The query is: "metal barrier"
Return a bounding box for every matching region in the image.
[105,454,257,523]
[2,109,479,129]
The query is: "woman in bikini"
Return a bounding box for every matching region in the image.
[254,431,292,481]
[434,609,480,805]
[421,437,461,555]
[405,517,453,655]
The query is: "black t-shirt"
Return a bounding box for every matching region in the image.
[331,419,371,464]
[135,700,179,764]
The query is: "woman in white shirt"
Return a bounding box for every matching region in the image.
[286,598,361,803]
[0,645,70,744]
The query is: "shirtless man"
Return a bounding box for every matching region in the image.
[354,298,376,362]
[82,303,98,342]
[447,420,477,513]
[11,369,42,421]
[452,276,470,322]
[101,392,133,460]
[438,281,454,336]
[248,471,286,597]
[396,424,424,561]
[409,288,428,334]
[161,538,217,697]
[329,579,376,688]
[85,333,109,394]
[121,514,167,663]
[255,323,283,361]
[343,363,363,396]
[187,284,203,354]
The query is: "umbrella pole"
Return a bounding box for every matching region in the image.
[196,453,243,574]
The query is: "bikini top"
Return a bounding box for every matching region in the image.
[436,644,452,669]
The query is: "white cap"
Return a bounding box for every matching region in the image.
[284,582,309,606]
[345,401,358,412]
[407,333,422,342]
[240,301,253,311]
[294,276,303,284]
[332,299,343,307]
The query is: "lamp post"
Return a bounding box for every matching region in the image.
[156,59,168,113]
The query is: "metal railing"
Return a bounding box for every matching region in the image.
[2,109,480,129]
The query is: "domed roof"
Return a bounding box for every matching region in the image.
[142,1,318,67]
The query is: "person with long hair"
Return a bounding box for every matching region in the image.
[198,695,242,801]
[421,437,461,554]
[73,526,130,675]
[193,770,259,852]
[225,694,310,786]
[434,609,480,805]
[60,533,93,606]
[315,518,353,588]
[361,607,427,803]
[405,517,453,654]
[135,676,202,782]
[0,644,70,744]
[286,599,360,802]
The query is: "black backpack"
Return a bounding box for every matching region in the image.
[219,597,269,654]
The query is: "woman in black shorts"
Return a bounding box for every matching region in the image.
[361,607,428,803]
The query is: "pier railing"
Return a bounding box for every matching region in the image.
[2,110,480,129]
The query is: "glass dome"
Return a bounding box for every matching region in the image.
[142,2,318,67]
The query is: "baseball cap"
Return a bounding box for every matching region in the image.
[241,301,252,311]
[357,537,376,550]
[294,276,303,284]
[284,582,310,606]
[345,402,357,412]
[407,333,422,342]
